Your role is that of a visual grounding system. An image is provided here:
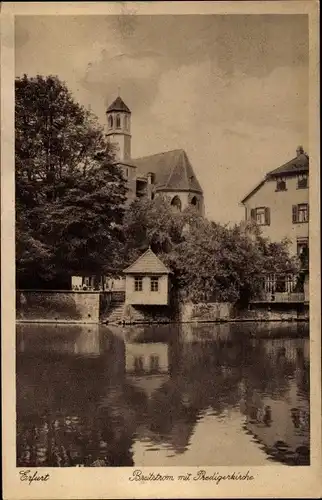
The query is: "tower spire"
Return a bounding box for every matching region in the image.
[106,95,131,161]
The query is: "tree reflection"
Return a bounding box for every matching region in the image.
[16,322,310,466]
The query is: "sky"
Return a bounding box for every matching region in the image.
[15,14,309,223]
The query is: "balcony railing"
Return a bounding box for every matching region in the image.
[251,292,305,303]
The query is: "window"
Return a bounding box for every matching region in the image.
[297,237,309,255]
[83,277,90,287]
[134,356,144,373]
[134,276,143,292]
[292,204,309,223]
[108,115,113,128]
[297,174,308,189]
[250,207,270,226]
[191,196,199,208]
[276,178,287,191]
[171,195,182,212]
[150,355,160,373]
[150,277,159,292]
[297,237,309,269]
[116,114,121,129]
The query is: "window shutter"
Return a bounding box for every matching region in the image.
[264,207,270,225]
[250,208,256,221]
[307,204,309,220]
[292,205,298,223]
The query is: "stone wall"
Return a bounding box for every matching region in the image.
[17,290,100,323]
[122,304,173,324]
[179,302,233,323]
[244,304,309,321]
[179,301,309,323]
[16,290,309,324]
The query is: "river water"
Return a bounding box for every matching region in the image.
[16,321,309,467]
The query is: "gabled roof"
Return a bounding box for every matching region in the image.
[267,153,309,177]
[241,179,267,204]
[123,248,172,274]
[127,375,169,398]
[106,96,131,114]
[241,152,309,204]
[130,149,203,194]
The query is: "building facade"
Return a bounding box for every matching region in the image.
[241,147,309,257]
[241,147,309,303]
[123,248,172,306]
[105,96,204,214]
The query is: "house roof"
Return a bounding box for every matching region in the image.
[106,96,131,114]
[123,248,172,274]
[130,149,203,194]
[126,375,169,399]
[241,179,267,204]
[267,153,309,177]
[241,153,309,204]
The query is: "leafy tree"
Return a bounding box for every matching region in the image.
[16,75,127,288]
[167,219,300,303]
[123,198,300,303]
[121,196,187,264]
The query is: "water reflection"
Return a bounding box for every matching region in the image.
[16,322,309,467]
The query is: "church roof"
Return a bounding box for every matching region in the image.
[123,248,172,274]
[131,149,203,194]
[106,96,131,114]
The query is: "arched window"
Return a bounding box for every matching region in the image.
[191,196,199,208]
[116,114,121,129]
[171,195,182,212]
[124,115,129,130]
[108,115,113,128]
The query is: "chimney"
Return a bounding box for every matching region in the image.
[296,145,304,157]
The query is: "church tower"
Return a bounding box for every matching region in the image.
[105,96,131,162]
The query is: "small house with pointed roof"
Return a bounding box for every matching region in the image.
[123,248,172,305]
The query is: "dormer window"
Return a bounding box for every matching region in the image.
[116,114,121,129]
[297,173,308,189]
[276,178,286,191]
[108,115,113,128]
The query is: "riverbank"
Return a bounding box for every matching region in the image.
[16,290,309,325]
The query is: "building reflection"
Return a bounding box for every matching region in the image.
[16,323,310,466]
[17,323,108,356]
[238,337,310,465]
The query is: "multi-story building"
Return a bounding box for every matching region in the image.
[105,96,204,214]
[241,146,309,256]
[241,147,309,302]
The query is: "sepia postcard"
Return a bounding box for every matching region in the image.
[1,1,321,499]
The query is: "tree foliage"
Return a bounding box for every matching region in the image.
[16,75,127,287]
[123,198,300,303]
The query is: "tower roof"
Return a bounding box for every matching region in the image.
[130,149,203,194]
[106,96,131,114]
